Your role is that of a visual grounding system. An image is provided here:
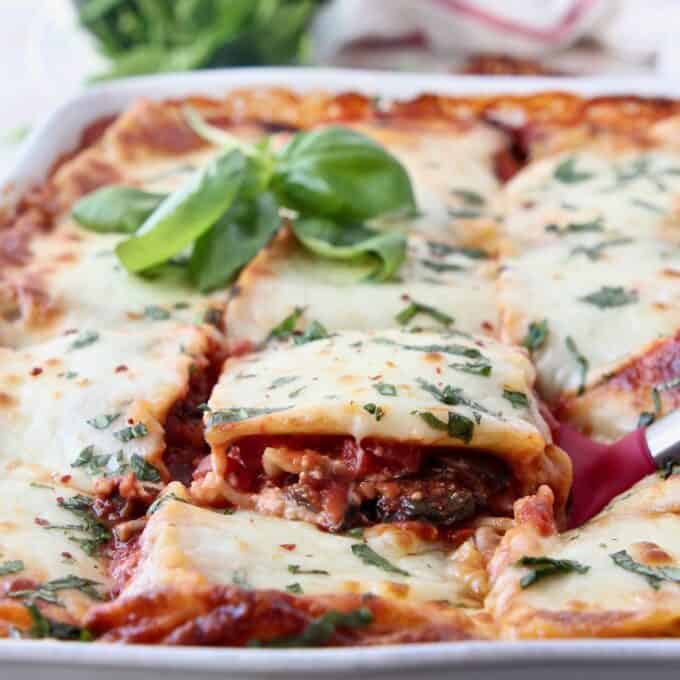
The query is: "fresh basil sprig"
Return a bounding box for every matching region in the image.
[292,217,406,282]
[72,112,416,291]
[72,186,166,234]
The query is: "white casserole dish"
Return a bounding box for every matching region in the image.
[2,67,680,680]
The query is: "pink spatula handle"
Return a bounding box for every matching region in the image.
[564,425,655,529]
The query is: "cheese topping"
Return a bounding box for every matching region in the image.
[498,237,680,403]
[0,324,209,491]
[128,486,479,606]
[226,232,499,351]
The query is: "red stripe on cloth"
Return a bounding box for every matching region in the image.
[431,0,600,44]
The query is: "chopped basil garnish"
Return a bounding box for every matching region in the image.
[249,608,372,648]
[293,320,329,345]
[269,376,299,390]
[68,330,99,351]
[427,241,488,260]
[553,156,593,183]
[522,319,549,353]
[644,377,680,429]
[86,413,120,430]
[516,556,590,588]
[449,359,492,377]
[503,389,529,409]
[11,575,104,604]
[0,560,24,576]
[631,197,664,213]
[417,410,475,443]
[579,286,638,308]
[610,549,680,589]
[71,446,128,478]
[143,305,171,320]
[402,343,482,358]
[416,379,494,417]
[285,583,303,594]
[448,208,481,219]
[288,386,307,399]
[545,217,604,235]
[421,259,465,273]
[45,495,110,557]
[113,422,149,442]
[363,403,385,421]
[395,300,453,327]
[374,382,397,397]
[566,336,589,396]
[570,238,632,261]
[351,543,410,576]
[208,406,291,426]
[25,603,93,641]
[288,564,329,576]
[130,454,161,482]
[147,492,189,515]
[268,307,305,340]
[450,189,485,206]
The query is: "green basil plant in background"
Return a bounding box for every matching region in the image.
[72,109,417,292]
[76,0,328,80]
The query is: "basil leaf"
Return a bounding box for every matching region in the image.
[26,603,93,641]
[395,300,454,327]
[579,286,638,308]
[554,156,593,183]
[449,359,491,377]
[72,186,166,234]
[503,389,529,409]
[522,319,549,352]
[566,336,589,396]
[113,423,148,442]
[250,608,372,648]
[292,217,406,282]
[268,307,305,340]
[516,556,590,588]
[208,406,292,426]
[116,148,247,272]
[292,320,329,345]
[86,413,120,430]
[130,454,161,482]
[285,583,303,594]
[610,550,680,589]
[273,126,416,221]
[363,403,385,421]
[0,559,24,576]
[417,410,475,443]
[189,192,280,292]
[288,564,329,576]
[351,543,410,576]
[374,382,397,397]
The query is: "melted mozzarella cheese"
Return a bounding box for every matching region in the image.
[502,150,680,251]
[354,122,506,246]
[487,475,680,638]
[206,329,560,489]
[226,231,499,351]
[127,485,476,605]
[0,323,209,491]
[498,237,680,403]
[0,221,219,348]
[0,480,108,622]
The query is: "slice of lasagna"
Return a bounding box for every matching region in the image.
[0,323,211,492]
[82,484,492,645]
[193,329,570,533]
[486,474,680,638]
[225,230,499,354]
[498,236,680,440]
[0,481,109,638]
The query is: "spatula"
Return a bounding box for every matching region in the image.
[555,410,680,529]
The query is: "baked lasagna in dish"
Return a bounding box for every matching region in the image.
[2,87,680,646]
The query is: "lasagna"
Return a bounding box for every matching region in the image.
[2,86,680,646]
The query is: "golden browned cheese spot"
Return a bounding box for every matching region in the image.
[0,392,15,408]
[423,352,443,363]
[630,541,675,566]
